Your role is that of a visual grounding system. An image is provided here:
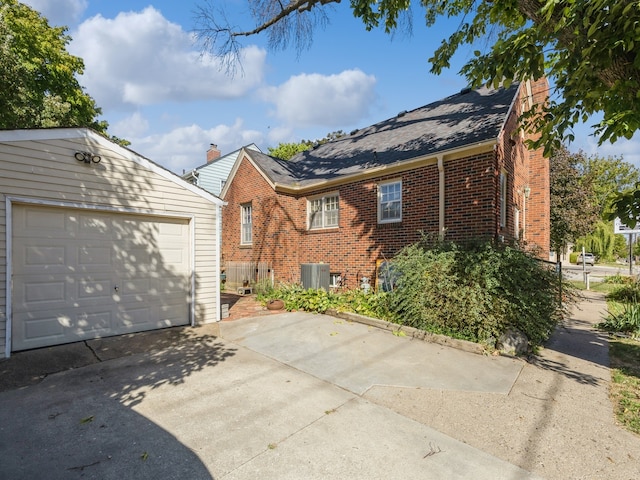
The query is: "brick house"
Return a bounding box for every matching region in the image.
[221,79,550,290]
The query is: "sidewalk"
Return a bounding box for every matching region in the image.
[365,290,640,479]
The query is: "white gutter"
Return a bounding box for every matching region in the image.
[272,139,497,195]
[438,155,445,240]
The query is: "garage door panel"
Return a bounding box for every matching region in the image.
[79,246,113,268]
[22,279,67,304]
[12,205,191,352]
[24,315,67,341]
[77,277,113,301]
[14,240,67,271]
[119,306,152,328]
[22,207,69,236]
[161,247,188,268]
[16,240,115,275]
[76,311,113,335]
[158,278,190,296]
[24,245,67,267]
[159,303,189,323]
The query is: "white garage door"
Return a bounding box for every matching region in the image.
[11,205,191,351]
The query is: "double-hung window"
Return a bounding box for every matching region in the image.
[240,203,252,245]
[378,180,402,223]
[308,193,339,229]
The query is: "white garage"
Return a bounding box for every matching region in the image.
[0,128,224,357]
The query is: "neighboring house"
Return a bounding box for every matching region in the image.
[182,143,261,196]
[221,79,550,290]
[0,128,225,357]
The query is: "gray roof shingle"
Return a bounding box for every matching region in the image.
[247,83,520,189]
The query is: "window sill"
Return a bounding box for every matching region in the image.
[239,244,253,249]
[308,226,340,233]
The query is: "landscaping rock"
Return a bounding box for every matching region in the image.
[497,329,529,355]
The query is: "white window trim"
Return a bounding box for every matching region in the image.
[378,179,402,224]
[307,192,340,230]
[240,203,252,245]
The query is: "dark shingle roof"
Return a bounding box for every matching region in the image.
[248,83,520,189]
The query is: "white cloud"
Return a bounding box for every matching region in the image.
[22,0,87,26]
[571,124,640,168]
[585,137,640,167]
[267,126,295,145]
[261,69,377,128]
[111,112,149,139]
[127,119,265,174]
[70,7,266,109]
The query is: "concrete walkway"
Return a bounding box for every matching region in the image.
[0,291,639,479]
[365,291,640,479]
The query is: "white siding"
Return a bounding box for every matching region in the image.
[0,128,222,357]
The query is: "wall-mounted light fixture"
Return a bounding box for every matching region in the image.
[74,151,101,164]
[523,186,531,199]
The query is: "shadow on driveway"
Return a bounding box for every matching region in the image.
[0,324,236,479]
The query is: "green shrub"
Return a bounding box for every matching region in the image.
[253,279,276,296]
[332,288,394,320]
[258,283,393,318]
[385,239,570,347]
[598,304,640,338]
[258,283,331,313]
[604,274,637,285]
[607,284,640,303]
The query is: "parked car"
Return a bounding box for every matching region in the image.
[577,252,595,266]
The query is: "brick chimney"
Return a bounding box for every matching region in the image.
[207,143,221,163]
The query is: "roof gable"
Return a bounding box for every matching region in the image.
[0,127,224,206]
[182,144,261,196]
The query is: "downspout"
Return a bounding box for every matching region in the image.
[438,155,445,240]
[215,203,223,322]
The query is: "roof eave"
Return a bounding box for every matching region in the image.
[273,139,498,195]
[0,127,225,206]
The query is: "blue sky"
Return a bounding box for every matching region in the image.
[23,0,640,174]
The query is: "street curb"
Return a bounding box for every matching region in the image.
[325,309,488,356]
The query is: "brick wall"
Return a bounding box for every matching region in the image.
[222,82,551,288]
[223,150,528,289]
[524,77,551,255]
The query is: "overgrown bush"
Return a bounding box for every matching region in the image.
[598,304,640,338]
[606,284,640,303]
[601,280,640,337]
[385,239,571,347]
[603,274,637,285]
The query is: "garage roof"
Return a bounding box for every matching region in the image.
[0,127,225,206]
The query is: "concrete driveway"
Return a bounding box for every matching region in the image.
[0,312,538,479]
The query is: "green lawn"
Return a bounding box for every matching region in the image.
[609,338,640,435]
[567,280,618,294]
